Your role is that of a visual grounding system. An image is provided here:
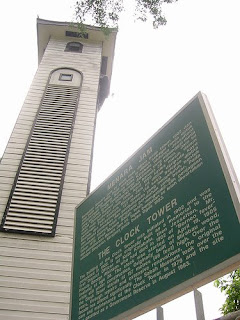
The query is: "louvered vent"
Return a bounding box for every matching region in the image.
[1,69,82,236]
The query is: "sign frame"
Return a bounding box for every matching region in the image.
[70,92,240,320]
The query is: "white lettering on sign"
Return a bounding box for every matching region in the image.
[107,165,133,190]
[98,246,110,260]
[139,147,153,163]
[116,225,140,247]
[147,199,178,224]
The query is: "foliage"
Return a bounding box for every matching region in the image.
[74,0,178,31]
[214,269,240,315]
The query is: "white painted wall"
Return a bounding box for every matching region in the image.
[0,35,102,319]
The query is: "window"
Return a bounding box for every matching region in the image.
[65,42,83,53]
[59,73,73,81]
[65,31,88,39]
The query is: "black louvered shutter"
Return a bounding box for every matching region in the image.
[1,69,81,236]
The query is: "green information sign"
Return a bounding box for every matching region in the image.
[70,92,240,320]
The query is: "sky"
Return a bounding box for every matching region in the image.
[0,0,239,319]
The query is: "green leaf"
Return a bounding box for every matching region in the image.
[74,0,178,30]
[214,269,240,315]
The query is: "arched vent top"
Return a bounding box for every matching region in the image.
[50,68,82,87]
[65,42,83,53]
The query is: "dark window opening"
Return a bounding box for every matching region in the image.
[101,56,108,75]
[65,42,83,53]
[65,31,88,39]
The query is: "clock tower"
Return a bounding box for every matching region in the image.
[0,18,117,319]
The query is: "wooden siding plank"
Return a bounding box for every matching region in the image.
[0,266,71,282]
[0,287,69,303]
[0,276,71,292]
[0,247,72,261]
[0,256,71,272]
[0,310,69,320]
[0,311,68,320]
[0,238,72,252]
[0,298,69,314]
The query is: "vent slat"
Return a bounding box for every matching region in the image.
[20,169,63,177]
[18,173,62,180]
[34,124,72,130]
[34,123,72,129]
[42,99,78,105]
[10,202,56,210]
[16,181,60,189]
[26,148,67,155]
[4,222,52,233]
[5,212,54,220]
[15,181,59,192]
[25,149,67,156]
[21,164,63,173]
[8,205,55,212]
[24,153,66,161]
[21,163,64,171]
[23,157,65,165]
[8,207,56,216]
[40,105,76,111]
[30,133,70,140]
[30,134,70,141]
[5,217,54,225]
[27,143,67,150]
[12,191,58,200]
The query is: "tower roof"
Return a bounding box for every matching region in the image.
[37,18,117,84]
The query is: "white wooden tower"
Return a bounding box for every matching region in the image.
[0,18,117,319]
